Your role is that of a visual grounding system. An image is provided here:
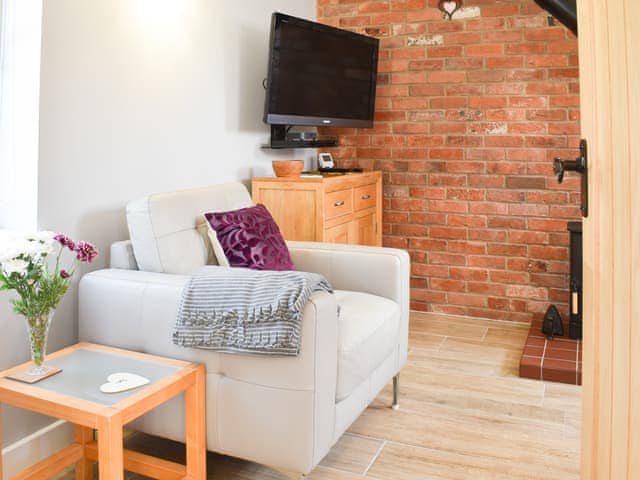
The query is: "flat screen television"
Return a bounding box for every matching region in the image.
[263,12,379,131]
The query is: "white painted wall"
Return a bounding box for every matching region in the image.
[1,0,316,468]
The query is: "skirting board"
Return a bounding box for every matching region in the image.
[2,419,73,477]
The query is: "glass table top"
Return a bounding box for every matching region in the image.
[30,348,182,406]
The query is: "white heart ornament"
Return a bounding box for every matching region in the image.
[439,0,461,19]
[100,372,150,393]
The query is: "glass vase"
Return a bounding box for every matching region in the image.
[24,310,55,376]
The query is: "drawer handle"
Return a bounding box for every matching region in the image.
[361,194,371,200]
[334,200,345,207]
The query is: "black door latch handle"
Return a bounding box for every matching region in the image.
[552,139,588,217]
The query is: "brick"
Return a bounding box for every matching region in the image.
[445,161,486,173]
[468,282,507,296]
[430,278,466,292]
[445,57,484,70]
[426,46,463,57]
[483,30,522,43]
[450,267,489,282]
[469,229,508,242]
[509,203,550,216]
[487,216,527,229]
[430,97,468,108]
[505,176,547,190]
[429,252,466,265]
[487,243,528,256]
[428,71,467,83]
[406,135,445,146]
[466,17,505,31]
[529,245,568,261]
[509,230,549,244]
[506,43,546,55]
[465,44,504,56]
[448,293,488,307]
[447,214,487,228]
[430,226,467,239]
[487,56,524,69]
[429,148,464,160]
[481,4,519,17]
[448,241,486,255]
[506,68,545,82]
[469,97,508,109]
[527,55,569,68]
[468,255,506,269]
[429,199,468,213]
[467,70,507,83]
[408,59,445,70]
[409,84,446,96]
[505,285,548,300]
[528,218,569,232]
[391,71,427,84]
[489,270,530,284]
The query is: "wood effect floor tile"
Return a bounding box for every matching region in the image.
[437,337,524,366]
[372,380,566,428]
[543,381,583,411]
[319,433,383,474]
[367,441,579,480]
[409,315,489,340]
[483,326,529,348]
[407,331,445,351]
[409,346,517,378]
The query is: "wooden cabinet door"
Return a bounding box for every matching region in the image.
[324,222,350,244]
[355,213,377,246]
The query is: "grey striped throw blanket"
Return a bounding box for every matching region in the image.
[173,266,333,356]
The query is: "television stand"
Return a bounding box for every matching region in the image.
[266,125,337,149]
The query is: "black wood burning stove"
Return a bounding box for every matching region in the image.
[568,221,582,339]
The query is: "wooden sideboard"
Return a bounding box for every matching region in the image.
[251,171,382,246]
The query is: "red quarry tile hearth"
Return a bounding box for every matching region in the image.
[519,319,582,385]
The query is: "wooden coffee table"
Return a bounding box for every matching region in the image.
[0,342,206,479]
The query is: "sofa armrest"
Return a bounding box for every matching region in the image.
[110,240,138,270]
[288,241,411,372]
[287,241,410,308]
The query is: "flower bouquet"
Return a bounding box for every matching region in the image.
[0,231,97,377]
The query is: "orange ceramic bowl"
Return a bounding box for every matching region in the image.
[272,160,304,177]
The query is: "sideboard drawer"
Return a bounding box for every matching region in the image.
[324,189,353,220]
[354,184,377,211]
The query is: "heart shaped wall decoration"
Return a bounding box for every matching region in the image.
[438,0,462,20]
[100,372,150,393]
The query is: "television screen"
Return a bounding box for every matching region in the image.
[263,13,379,128]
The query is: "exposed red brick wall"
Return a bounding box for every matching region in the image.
[317,0,581,322]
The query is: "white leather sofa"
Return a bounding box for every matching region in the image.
[78,183,409,477]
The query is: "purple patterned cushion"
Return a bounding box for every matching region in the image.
[204,204,294,271]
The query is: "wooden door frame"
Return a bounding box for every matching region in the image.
[578,1,640,479]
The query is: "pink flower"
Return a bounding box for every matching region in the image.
[54,234,76,251]
[60,269,70,279]
[74,241,98,263]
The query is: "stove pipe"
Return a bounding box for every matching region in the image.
[534,0,577,35]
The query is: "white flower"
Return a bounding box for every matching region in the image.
[2,258,29,276]
[0,232,28,263]
[0,230,54,263]
[30,231,55,243]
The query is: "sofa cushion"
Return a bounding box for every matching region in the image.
[126,183,253,274]
[334,290,400,402]
[204,204,294,271]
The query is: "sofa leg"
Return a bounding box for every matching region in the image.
[392,374,400,410]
